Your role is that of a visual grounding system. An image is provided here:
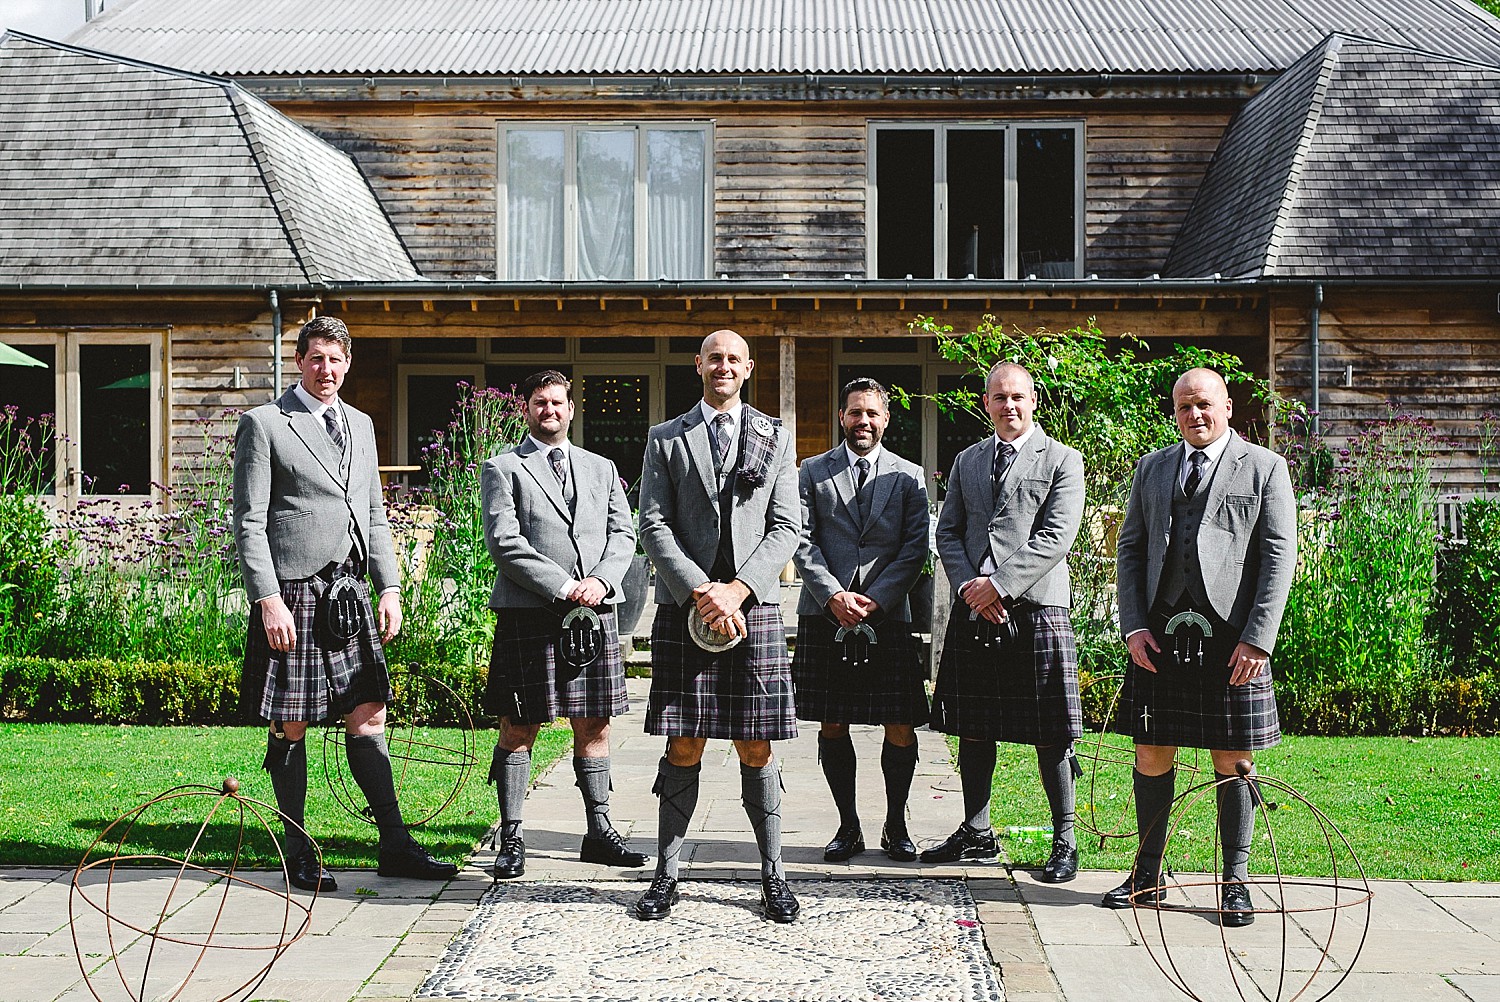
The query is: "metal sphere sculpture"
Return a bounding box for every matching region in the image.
[1129,761,1373,1002]
[323,665,478,826]
[1073,670,1204,844]
[70,777,317,1002]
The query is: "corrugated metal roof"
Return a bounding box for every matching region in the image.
[63,0,1500,76]
[0,34,421,286]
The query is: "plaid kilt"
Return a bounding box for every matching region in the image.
[929,601,1082,745]
[483,605,628,724]
[792,615,929,725]
[646,602,797,741]
[1118,603,1282,751]
[241,560,392,724]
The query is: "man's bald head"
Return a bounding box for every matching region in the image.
[701,329,749,358]
[1172,367,1233,449]
[1172,367,1229,403]
[697,329,754,409]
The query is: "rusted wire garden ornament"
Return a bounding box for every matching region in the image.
[1129,761,1373,1002]
[323,665,478,826]
[70,777,316,1002]
[1074,670,1204,845]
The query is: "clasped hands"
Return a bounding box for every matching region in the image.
[1127,632,1270,686]
[692,580,751,638]
[826,591,881,628]
[959,576,1008,624]
[567,576,608,607]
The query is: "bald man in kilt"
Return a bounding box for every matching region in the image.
[234,316,457,892]
[924,361,1087,885]
[481,369,649,880]
[1104,368,1296,927]
[792,377,932,863]
[633,329,803,923]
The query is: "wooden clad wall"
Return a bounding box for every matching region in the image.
[282,100,1232,282]
[1271,289,1500,491]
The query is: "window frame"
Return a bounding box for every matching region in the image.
[495,121,714,282]
[865,120,1086,281]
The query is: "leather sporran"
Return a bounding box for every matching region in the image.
[315,576,366,648]
[557,605,605,677]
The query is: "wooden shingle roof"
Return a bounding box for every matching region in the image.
[0,34,420,287]
[1166,34,1500,279]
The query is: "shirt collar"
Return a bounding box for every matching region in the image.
[700,399,743,429]
[994,425,1037,453]
[1182,429,1234,467]
[529,434,569,458]
[292,382,339,422]
[845,442,883,470]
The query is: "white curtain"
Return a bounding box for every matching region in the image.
[647,129,706,280]
[506,130,564,280]
[577,130,636,280]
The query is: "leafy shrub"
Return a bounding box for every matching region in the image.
[1434,496,1500,678]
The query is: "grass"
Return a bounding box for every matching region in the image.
[0,722,571,870]
[973,734,1500,882]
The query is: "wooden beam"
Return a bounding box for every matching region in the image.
[779,336,797,448]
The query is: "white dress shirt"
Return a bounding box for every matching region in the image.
[699,399,743,475]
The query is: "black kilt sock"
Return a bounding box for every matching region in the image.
[652,757,700,880]
[1216,771,1254,882]
[741,760,785,880]
[263,732,308,855]
[1037,743,1077,850]
[489,745,530,836]
[346,733,410,849]
[574,756,613,839]
[1133,767,1176,878]
[818,734,859,829]
[880,738,918,834]
[958,739,996,832]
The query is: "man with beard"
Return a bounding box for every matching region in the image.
[792,377,931,863]
[924,361,1086,885]
[633,329,803,922]
[480,369,649,880]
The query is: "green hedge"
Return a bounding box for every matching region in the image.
[0,656,486,726]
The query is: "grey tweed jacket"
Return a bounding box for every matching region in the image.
[794,445,930,622]
[637,404,801,606]
[480,438,635,608]
[934,428,1084,609]
[232,388,399,603]
[1116,431,1297,653]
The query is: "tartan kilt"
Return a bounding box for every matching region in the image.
[241,562,392,724]
[929,601,1082,745]
[483,605,628,724]
[646,602,797,741]
[792,615,929,725]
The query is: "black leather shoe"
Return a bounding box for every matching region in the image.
[919,823,997,864]
[287,845,336,893]
[823,823,866,862]
[378,840,460,881]
[581,828,649,868]
[1038,839,1079,884]
[1220,881,1255,927]
[760,874,800,923]
[634,873,679,920]
[1101,871,1169,909]
[880,825,918,862]
[491,831,525,880]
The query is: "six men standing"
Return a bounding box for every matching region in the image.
[233,319,1297,928]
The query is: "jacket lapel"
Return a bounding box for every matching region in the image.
[830,448,860,524]
[684,408,721,510]
[996,430,1047,514]
[966,437,997,517]
[1201,432,1247,520]
[863,450,896,531]
[519,438,573,523]
[280,390,345,489]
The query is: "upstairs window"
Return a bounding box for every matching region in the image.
[498,123,711,281]
[869,122,1083,280]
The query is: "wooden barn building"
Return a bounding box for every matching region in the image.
[4,0,1500,503]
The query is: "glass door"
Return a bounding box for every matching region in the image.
[572,367,657,498]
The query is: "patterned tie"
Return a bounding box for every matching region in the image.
[854,457,871,520]
[323,408,343,451]
[549,447,567,490]
[712,412,733,471]
[1184,450,1206,498]
[992,441,1016,485]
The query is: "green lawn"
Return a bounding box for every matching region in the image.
[0,722,571,869]
[975,734,1500,882]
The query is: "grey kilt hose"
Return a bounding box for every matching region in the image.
[929,601,1082,745]
[241,558,392,723]
[646,601,797,741]
[483,605,628,723]
[792,615,929,725]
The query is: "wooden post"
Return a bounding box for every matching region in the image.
[778,335,796,448]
